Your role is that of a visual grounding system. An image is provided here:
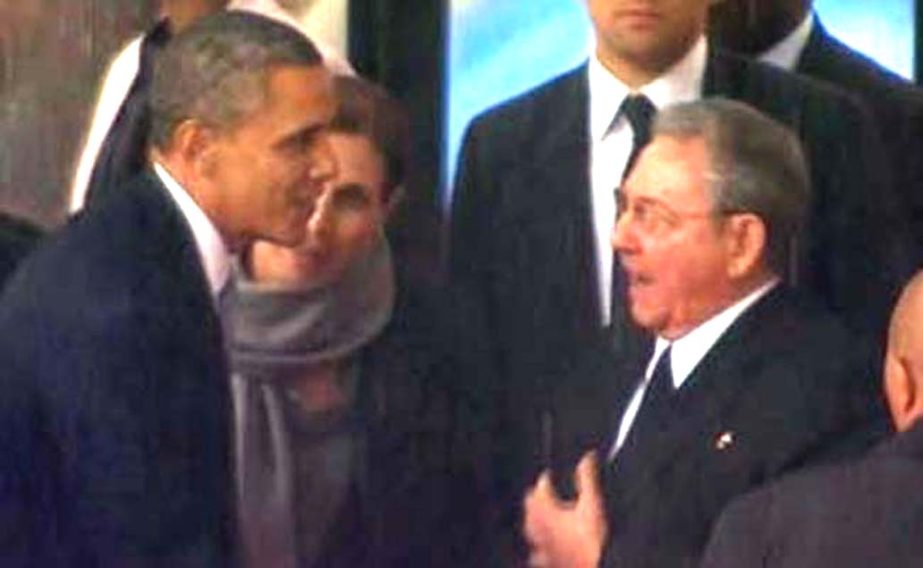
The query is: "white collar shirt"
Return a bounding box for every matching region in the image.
[587,36,707,324]
[153,162,232,301]
[759,11,815,72]
[608,278,779,460]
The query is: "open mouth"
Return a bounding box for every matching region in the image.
[624,270,653,295]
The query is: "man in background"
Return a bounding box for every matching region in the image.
[709,0,923,262]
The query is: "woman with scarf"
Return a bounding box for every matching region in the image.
[229,75,459,567]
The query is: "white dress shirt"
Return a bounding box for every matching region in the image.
[608,278,780,460]
[588,36,707,323]
[153,162,232,301]
[759,11,815,72]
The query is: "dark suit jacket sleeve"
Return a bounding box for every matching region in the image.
[0,175,233,566]
[449,116,497,310]
[698,489,772,568]
[822,93,910,337]
[446,117,518,553]
[0,278,220,566]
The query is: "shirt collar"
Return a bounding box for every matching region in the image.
[648,278,780,388]
[588,35,708,142]
[153,162,232,299]
[759,11,815,71]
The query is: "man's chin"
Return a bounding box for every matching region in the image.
[267,225,307,249]
[627,305,658,333]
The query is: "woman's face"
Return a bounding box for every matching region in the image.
[250,132,390,287]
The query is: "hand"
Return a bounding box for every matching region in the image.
[523,452,608,568]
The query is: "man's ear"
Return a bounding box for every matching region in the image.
[171,119,219,178]
[723,212,766,279]
[384,184,405,219]
[885,351,918,432]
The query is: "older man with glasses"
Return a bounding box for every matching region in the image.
[523,98,889,568]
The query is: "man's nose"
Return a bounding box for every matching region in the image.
[307,132,337,185]
[611,211,633,253]
[306,194,334,242]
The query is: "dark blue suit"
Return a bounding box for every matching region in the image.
[0,172,235,566]
[796,19,923,263]
[702,420,923,568]
[549,287,889,568]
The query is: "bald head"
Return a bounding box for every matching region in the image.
[884,271,923,431]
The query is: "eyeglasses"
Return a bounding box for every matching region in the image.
[615,189,726,237]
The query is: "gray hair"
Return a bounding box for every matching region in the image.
[150,10,323,148]
[652,98,811,277]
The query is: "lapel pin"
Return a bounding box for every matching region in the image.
[714,430,735,451]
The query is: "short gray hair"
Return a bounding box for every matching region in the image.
[652,98,810,276]
[150,10,323,148]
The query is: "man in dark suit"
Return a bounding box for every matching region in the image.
[709,0,923,263]
[449,0,904,545]
[522,99,887,568]
[699,269,923,568]
[0,12,336,565]
[0,211,43,288]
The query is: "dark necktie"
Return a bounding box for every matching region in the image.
[620,94,657,182]
[610,95,657,326]
[85,20,172,209]
[620,346,675,454]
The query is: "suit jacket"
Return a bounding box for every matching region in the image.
[449,49,902,520]
[549,287,889,568]
[701,419,923,568]
[796,19,923,263]
[0,172,236,566]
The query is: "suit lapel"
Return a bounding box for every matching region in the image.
[704,50,808,188]
[508,66,602,332]
[605,288,790,510]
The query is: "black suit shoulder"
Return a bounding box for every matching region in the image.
[591,288,887,568]
[451,65,586,217]
[799,23,920,102]
[798,23,923,262]
[708,48,874,130]
[2,173,208,347]
[464,65,584,136]
[703,422,923,568]
[710,49,908,338]
[0,172,234,566]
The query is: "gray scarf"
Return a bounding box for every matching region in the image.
[228,237,395,568]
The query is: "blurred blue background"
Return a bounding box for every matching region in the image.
[445,0,916,201]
